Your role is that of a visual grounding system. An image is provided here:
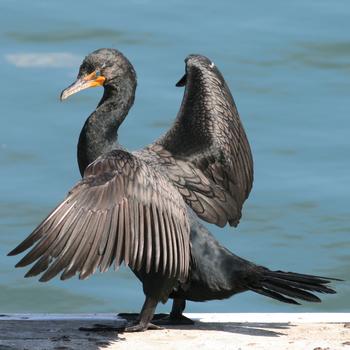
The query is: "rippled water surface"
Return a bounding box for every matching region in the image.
[0,0,349,313]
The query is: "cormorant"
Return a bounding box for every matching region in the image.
[9,49,339,331]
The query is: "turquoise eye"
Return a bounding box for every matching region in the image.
[96,70,101,77]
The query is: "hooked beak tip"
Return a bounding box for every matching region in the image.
[60,89,70,101]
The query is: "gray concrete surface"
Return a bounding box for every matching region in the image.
[0,313,349,350]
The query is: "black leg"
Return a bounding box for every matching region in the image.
[124,296,163,332]
[122,268,179,331]
[170,298,186,318]
[153,298,195,326]
[79,299,164,333]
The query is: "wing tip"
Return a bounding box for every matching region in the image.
[8,245,26,257]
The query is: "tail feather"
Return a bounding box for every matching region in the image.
[262,281,321,302]
[265,270,341,285]
[265,275,336,294]
[251,287,301,305]
[250,267,340,305]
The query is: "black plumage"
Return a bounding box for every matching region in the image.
[13,151,190,283]
[9,49,339,331]
[137,55,253,227]
[164,211,338,323]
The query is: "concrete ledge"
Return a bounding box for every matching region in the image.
[0,313,349,350]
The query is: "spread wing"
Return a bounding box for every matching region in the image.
[140,55,253,227]
[9,150,190,282]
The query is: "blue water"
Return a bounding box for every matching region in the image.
[0,0,349,314]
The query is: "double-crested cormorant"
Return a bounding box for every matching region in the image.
[9,49,338,332]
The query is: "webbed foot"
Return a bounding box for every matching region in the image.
[124,321,163,332]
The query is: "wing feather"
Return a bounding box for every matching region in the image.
[135,203,145,271]
[115,203,124,269]
[163,211,173,277]
[151,203,161,273]
[144,204,152,274]
[99,205,118,273]
[60,210,94,279]
[138,55,253,228]
[130,200,139,269]
[10,149,190,282]
[156,206,167,275]
[123,199,131,267]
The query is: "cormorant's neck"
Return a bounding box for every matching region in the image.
[77,83,135,176]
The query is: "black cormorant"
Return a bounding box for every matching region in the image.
[9,49,338,331]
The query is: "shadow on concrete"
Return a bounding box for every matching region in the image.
[0,314,290,350]
[170,320,290,337]
[83,313,290,338]
[0,318,125,350]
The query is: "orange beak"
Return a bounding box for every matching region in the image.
[60,71,106,101]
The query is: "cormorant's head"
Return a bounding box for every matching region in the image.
[60,48,136,101]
